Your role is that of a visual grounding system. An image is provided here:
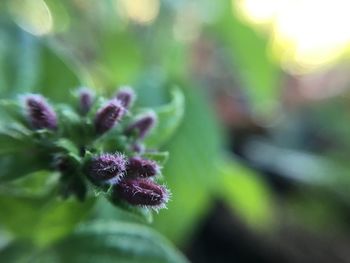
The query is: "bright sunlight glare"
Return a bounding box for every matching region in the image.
[235,0,350,74]
[117,0,160,25]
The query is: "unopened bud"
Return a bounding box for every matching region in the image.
[78,88,94,115]
[87,153,126,184]
[116,86,136,109]
[127,156,159,178]
[94,99,125,135]
[114,178,169,209]
[25,94,57,130]
[126,111,157,139]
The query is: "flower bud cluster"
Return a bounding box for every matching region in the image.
[20,87,169,211]
[88,153,169,209]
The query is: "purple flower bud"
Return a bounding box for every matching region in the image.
[125,111,157,139]
[25,94,57,130]
[116,86,136,109]
[78,88,94,115]
[127,156,160,178]
[114,178,169,209]
[88,153,127,184]
[94,99,125,135]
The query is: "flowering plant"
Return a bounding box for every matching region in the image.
[0,86,187,262]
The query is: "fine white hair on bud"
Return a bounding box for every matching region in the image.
[116,86,136,109]
[94,99,125,135]
[24,94,57,130]
[125,111,157,139]
[113,178,170,210]
[127,156,160,178]
[88,153,127,184]
[78,87,94,115]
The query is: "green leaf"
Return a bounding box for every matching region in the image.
[33,197,95,246]
[153,87,223,243]
[0,193,95,246]
[143,151,169,167]
[0,153,44,182]
[0,23,79,101]
[91,198,152,224]
[100,31,142,85]
[108,198,154,224]
[56,138,79,154]
[216,158,275,227]
[0,121,33,154]
[0,221,188,263]
[50,221,188,263]
[0,100,26,125]
[0,22,41,98]
[55,104,89,146]
[0,170,59,197]
[0,242,39,263]
[34,45,80,102]
[145,88,185,147]
[55,138,81,164]
[0,133,29,155]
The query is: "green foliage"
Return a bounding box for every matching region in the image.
[216,159,274,227]
[0,154,46,182]
[0,74,180,212]
[153,85,277,244]
[2,1,333,262]
[0,221,188,263]
[101,32,142,84]
[0,22,79,100]
[145,87,185,147]
[0,168,95,246]
[0,129,32,155]
[0,22,40,96]
[0,19,190,262]
[153,86,224,243]
[50,221,188,263]
[0,194,95,246]
[210,0,281,114]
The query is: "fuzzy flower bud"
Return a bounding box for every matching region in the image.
[127,156,160,178]
[125,111,157,139]
[116,86,136,109]
[78,88,94,115]
[25,94,57,130]
[114,178,169,209]
[88,153,127,184]
[94,99,125,135]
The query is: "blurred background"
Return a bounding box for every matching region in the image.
[2,0,350,262]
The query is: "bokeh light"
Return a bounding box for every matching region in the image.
[235,0,350,74]
[116,0,160,25]
[8,0,53,36]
